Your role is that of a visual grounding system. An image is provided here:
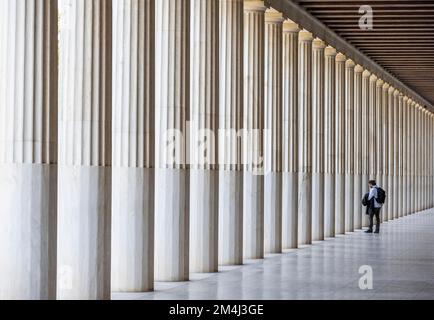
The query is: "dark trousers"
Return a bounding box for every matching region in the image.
[369,207,381,232]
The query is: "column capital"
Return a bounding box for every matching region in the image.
[354,64,364,73]
[325,45,337,56]
[244,0,266,12]
[299,29,313,41]
[313,38,326,50]
[336,52,346,62]
[388,86,395,94]
[403,96,409,103]
[282,19,300,33]
[370,74,378,83]
[393,89,400,97]
[265,8,284,23]
[408,98,413,105]
[382,82,390,91]
[345,59,355,68]
[376,79,384,87]
[362,69,371,78]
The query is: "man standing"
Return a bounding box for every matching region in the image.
[365,180,383,233]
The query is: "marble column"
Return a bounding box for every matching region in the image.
[381,83,390,221]
[57,0,112,299]
[368,74,377,190]
[189,0,219,273]
[387,86,395,220]
[397,93,404,218]
[416,105,422,212]
[243,0,266,259]
[0,0,58,300]
[312,38,325,241]
[361,70,371,227]
[375,79,384,195]
[353,65,364,230]
[335,53,346,235]
[344,59,355,232]
[408,100,413,214]
[297,30,313,245]
[392,90,400,219]
[154,0,190,281]
[219,0,244,266]
[111,0,154,292]
[264,9,283,253]
[324,46,337,237]
[401,96,409,216]
[282,20,299,249]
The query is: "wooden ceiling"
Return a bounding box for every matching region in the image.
[295,0,434,106]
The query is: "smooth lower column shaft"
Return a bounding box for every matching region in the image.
[264,9,283,253]
[0,0,58,300]
[282,20,299,249]
[189,0,219,273]
[57,0,112,299]
[219,0,244,266]
[324,46,337,237]
[298,30,313,245]
[154,0,190,281]
[111,0,155,292]
[243,0,266,259]
[311,38,325,241]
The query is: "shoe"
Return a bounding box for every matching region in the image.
[374,230,380,234]
[365,229,373,233]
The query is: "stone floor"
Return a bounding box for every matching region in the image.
[113,209,434,300]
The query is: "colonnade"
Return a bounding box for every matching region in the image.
[0,0,433,300]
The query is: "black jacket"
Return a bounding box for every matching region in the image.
[362,193,370,215]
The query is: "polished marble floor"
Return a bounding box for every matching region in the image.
[113,209,434,300]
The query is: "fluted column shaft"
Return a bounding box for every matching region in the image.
[264,9,283,253]
[111,0,154,292]
[58,0,112,299]
[311,39,325,241]
[361,70,371,227]
[154,0,190,281]
[324,46,337,237]
[282,21,299,249]
[335,53,346,235]
[344,59,355,232]
[189,0,219,273]
[297,30,313,245]
[219,0,244,266]
[0,0,58,300]
[353,65,364,229]
[243,0,266,259]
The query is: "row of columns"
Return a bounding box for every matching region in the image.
[1,0,433,300]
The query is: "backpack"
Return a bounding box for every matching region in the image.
[375,187,386,204]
